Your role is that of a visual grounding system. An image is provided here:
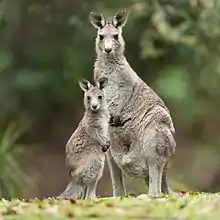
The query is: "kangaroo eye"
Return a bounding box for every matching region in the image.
[99,35,104,41]
[87,96,91,101]
[98,96,102,100]
[113,34,119,40]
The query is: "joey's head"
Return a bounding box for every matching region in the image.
[89,8,128,58]
[79,77,108,113]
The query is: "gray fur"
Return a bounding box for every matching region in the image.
[59,77,110,200]
[90,8,176,196]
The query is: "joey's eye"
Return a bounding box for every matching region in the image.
[98,96,102,100]
[113,34,119,40]
[87,96,91,101]
[99,35,104,40]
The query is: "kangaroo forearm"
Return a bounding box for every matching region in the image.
[116,86,134,116]
[109,86,133,127]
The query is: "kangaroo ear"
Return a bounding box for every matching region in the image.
[89,12,106,29]
[97,77,108,90]
[79,79,92,92]
[112,8,128,28]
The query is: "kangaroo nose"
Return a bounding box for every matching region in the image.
[105,48,112,53]
[92,105,97,110]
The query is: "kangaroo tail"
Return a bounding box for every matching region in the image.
[58,181,83,199]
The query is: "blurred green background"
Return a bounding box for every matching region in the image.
[0,0,220,199]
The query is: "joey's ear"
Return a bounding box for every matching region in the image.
[89,12,106,29]
[78,79,92,92]
[112,8,128,28]
[97,77,108,90]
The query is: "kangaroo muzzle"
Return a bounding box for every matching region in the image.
[105,48,112,53]
[104,38,113,54]
[90,98,100,111]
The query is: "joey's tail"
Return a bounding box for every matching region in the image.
[58,181,84,199]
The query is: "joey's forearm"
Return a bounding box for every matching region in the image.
[93,131,110,152]
[94,131,108,146]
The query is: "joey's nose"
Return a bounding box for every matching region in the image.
[92,105,97,110]
[105,48,112,53]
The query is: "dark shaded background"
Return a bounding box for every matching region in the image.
[0,0,220,198]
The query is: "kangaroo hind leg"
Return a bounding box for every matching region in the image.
[85,179,99,199]
[161,163,177,195]
[148,159,164,196]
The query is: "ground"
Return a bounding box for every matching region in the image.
[0,193,219,219]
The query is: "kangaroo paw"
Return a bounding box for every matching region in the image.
[102,140,110,152]
[109,114,123,127]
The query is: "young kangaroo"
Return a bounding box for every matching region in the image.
[89,9,176,196]
[59,77,110,199]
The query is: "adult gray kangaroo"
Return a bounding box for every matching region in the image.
[89,8,176,196]
[59,77,110,199]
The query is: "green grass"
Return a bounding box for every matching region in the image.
[0,193,220,219]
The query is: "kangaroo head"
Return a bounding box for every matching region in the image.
[79,77,108,112]
[89,8,128,57]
